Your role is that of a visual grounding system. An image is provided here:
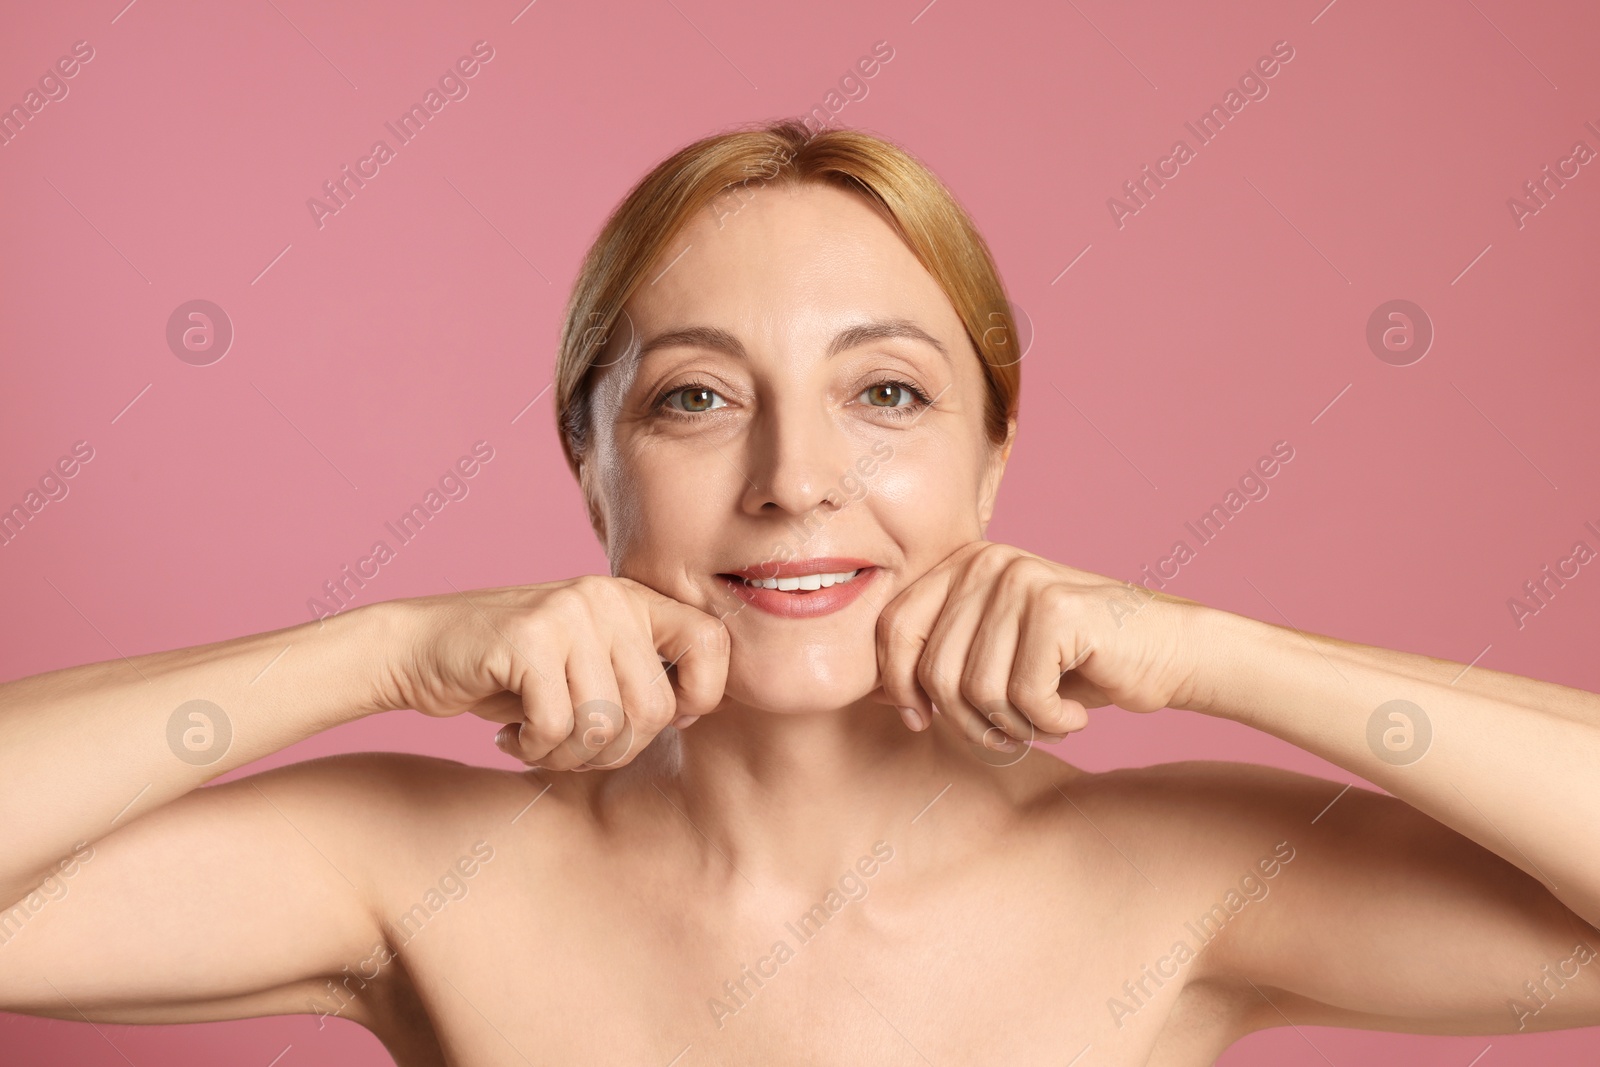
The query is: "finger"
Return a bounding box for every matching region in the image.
[1058,671,1112,710]
[1006,599,1085,736]
[502,656,575,765]
[963,603,1061,744]
[875,566,953,724]
[918,578,1017,751]
[936,692,1021,755]
[639,585,730,720]
[541,641,623,770]
[587,630,675,769]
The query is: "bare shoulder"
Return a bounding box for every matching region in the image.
[224,750,595,957]
[1015,753,1339,850]
[235,751,587,1036]
[1014,756,1335,955]
[1033,756,1600,1039]
[256,751,589,871]
[0,749,583,1035]
[1038,755,1345,820]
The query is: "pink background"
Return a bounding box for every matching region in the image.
[3,0,1598,1062]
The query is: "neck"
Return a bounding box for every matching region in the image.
[641,698,969,885]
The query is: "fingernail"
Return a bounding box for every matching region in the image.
[675,714,701,729]
[1037,733,1066,744]
[988,736,1018,753]
[898,706,921,731]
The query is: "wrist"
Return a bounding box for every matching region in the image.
[1170,601,1268,719]
[312,599,417,720]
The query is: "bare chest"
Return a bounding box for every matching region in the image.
[371,854,1247,1067]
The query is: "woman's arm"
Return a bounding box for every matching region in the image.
[0,605,392,908]
[873,540,1600,1033]
[0,576,726,1025]
[875,540,1600,928]
[1186,607,1600,929]
[0,604,407,1024]
[1088,759,1600,1038]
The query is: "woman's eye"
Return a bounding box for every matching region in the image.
[661,385,726,413]
[861,381,918,408]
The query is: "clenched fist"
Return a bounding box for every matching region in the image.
[376,575,731,771]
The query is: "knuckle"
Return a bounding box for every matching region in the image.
[573,573,624,606]
[635,685,675,728]
[541,585,587,619]
[511,619,560,657]
[571,573,609,594]
[1041,582,1081,619]
[928,668,960,710]
[697,616,731,654]
[961,667,1007,709]
[996,556,1041,592]
[1006,675,1045,711]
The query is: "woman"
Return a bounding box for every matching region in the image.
[2,119,1598,1066]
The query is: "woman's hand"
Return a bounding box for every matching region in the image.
[874,541,1211,750]
[377,576,731,771]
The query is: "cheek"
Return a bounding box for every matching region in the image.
[604,451,727,568]
[865,451,985,555]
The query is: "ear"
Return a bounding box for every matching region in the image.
[976,417,1017,535]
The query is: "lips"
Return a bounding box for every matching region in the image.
[722,557,877,581]
[717,557,879,618]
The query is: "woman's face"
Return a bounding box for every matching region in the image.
[582,181,1010,715]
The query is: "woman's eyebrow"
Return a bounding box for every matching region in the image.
[633,318,951,367]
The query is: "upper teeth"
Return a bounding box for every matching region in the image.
[743,568,861,591]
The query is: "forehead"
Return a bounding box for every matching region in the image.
[624,182,964,356]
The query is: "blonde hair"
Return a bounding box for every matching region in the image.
[554,118,1022,477]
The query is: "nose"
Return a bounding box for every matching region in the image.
[739,397,850,519]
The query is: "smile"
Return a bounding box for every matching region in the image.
[716,558,879,618]
[740,568,862,591]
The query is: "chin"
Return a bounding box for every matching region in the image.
[720,647,880,715]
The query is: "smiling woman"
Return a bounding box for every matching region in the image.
[3,117,1600,1067]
